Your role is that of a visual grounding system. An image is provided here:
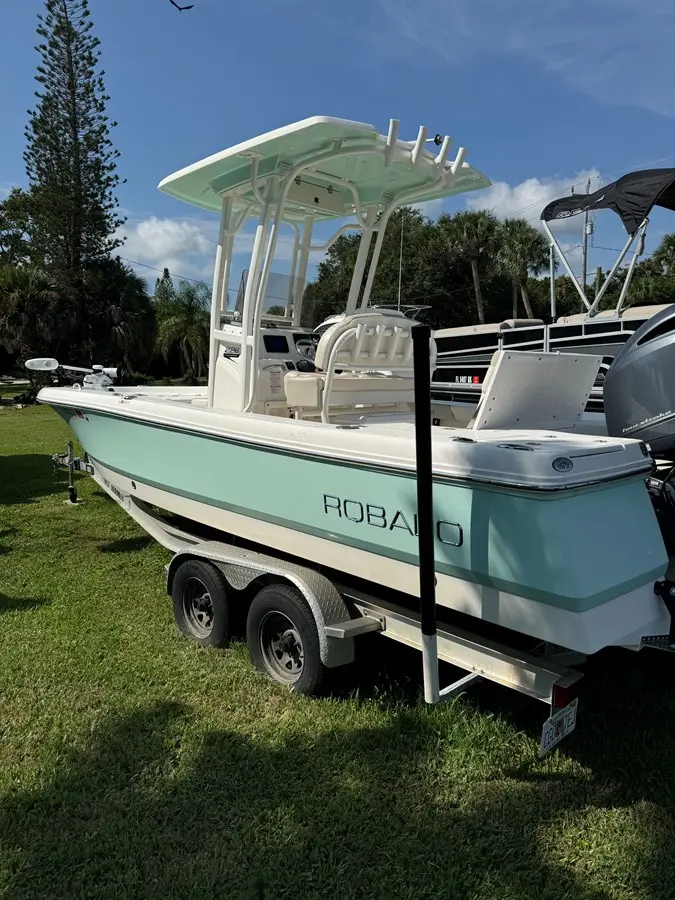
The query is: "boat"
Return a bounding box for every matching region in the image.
[431,168,675,411]
[29,116,674,661]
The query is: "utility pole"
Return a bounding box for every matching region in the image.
[549,242,556,326]
[580,177,592,310]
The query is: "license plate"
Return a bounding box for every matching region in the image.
[538,697,578,756]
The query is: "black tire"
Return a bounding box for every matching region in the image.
[246,583,324,695]
[171,558,231,647]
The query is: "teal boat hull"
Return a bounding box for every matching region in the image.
[54,406,668,628]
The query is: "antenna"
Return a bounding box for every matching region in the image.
[398,210,404,310]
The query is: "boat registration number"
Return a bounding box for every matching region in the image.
[454,375,482,384]
[538,697,578,756]
[101,475,126,504]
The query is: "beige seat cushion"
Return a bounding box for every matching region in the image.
[285,370,414,410]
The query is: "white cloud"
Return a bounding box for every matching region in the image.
[118,215,216,284]
[460,170,610,280]
[375,0,675,118]
[466,168,602,232]
[117,214,327,291]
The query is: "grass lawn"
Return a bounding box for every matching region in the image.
[1,400,675,899]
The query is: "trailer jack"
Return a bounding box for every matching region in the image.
[52,441,93,504]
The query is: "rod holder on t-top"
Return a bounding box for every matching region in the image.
[540,168,675,319]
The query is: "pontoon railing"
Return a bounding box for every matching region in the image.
[542,216,650,321]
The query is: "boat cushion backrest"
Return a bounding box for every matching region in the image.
[469,350,602,431]
[314,310,436,374]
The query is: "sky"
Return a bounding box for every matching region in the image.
[2,0,675,307]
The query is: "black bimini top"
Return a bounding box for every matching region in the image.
[541,168,675,236]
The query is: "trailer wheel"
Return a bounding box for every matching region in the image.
[172,558,231,647]
[246,583,324,695]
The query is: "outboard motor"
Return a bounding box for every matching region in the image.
[604,304,675,460]
[605,305,675,553]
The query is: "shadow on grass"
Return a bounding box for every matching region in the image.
[1,696,673,899]
[349,627,675,765]
[0,593,50,615]
[99,535,155,554]
[322,630,435,705]
[0,527,17,556]
[461,641,675,780]
[0,455,79,506]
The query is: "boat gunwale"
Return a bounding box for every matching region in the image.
[39,390,655,495]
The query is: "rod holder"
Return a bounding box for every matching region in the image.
[411,126,428,167]
[450,147,466,176]
[435,135,452,169]
[384,118,400,166]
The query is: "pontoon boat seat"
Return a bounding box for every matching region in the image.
[468,349,602,431]
[284,310,437,421]
[499,317,545,330]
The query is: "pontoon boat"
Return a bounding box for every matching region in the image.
[432,168,675,410]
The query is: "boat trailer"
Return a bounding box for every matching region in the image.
[49,326,598,757]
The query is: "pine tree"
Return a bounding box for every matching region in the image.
[23,0,125,278]
[0,188,31,266]
[154,267,175,303]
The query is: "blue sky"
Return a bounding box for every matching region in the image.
[2,0,675,302]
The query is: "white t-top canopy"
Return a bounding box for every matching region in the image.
[157,115,490,221]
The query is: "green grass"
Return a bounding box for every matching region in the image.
[1,403,675,899]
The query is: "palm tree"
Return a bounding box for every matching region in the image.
[0,264,65,358]
[438,210,499,324]
[630,275,659,305]
[155,280,210,381]
[652,233,675,274]
[497,218,552,319]
[84,258,156,371]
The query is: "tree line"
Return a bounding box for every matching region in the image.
[303,206,675,332]
[3,1,675,387]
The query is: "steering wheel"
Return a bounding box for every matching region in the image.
[295,336,320,363]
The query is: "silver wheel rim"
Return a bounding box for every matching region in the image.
[258,610,304,684]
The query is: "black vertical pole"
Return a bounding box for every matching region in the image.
[412,324,437,640]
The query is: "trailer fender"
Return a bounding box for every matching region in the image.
[166,541,355,668]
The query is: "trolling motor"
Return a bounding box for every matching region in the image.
[24,358,116,503]
[25,357,119,391]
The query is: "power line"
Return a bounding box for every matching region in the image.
[119,256,213,288]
